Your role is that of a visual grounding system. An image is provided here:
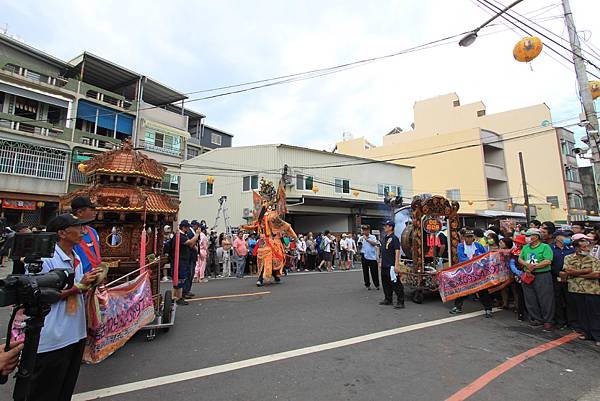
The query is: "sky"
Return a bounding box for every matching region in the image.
[1,0,599,151]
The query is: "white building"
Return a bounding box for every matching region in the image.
[179,144,414,233]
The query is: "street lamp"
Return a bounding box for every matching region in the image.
[459,0,524,47]
[459,32,479,47]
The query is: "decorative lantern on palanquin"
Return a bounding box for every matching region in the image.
[513,36,543,63]
[60,140,179,298]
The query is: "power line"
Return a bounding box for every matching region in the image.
[478,0,600,78]
[177,117,582,176]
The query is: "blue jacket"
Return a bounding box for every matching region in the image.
[457,242,487,262]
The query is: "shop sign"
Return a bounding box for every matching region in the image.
[2,199,36,210]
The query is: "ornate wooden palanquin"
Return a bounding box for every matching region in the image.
[60,140,179,306]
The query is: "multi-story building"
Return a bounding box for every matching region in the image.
[336,93,583,225]
[0,34,232,226]
[179,144,413,233]
[165,105,234,160]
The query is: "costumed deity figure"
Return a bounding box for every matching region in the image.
[242,178,297,286]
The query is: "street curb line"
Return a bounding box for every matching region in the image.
[444,332,579,401]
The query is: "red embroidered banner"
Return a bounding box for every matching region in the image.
[83,272,155,363]
[437,250,512,303]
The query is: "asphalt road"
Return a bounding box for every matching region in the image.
[1,269,599,401]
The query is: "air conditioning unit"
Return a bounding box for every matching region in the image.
[242,208,252,218]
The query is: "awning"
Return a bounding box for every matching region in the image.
[474,210,526,218]
[0,81,69,108]
[143,119,191,139]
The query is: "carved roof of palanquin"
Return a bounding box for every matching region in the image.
[82,139,166,182]
[61,185,179,214]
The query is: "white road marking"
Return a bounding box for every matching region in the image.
[73,310,487,400]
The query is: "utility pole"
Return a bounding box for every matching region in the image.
[519,152,531,224]
[562,0,600,215]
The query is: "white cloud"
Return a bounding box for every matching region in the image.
[1,0,597,148]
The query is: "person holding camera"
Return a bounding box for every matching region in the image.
[24,213,102,401]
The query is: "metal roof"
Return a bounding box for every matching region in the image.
[67,52,187,105]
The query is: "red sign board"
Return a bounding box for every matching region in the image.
[424,217,442,234]
[2,199,36,210]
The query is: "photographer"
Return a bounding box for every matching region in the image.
[25,214,101,401]
[0,341,23,376]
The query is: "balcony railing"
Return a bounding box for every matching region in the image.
[73,129,123,150]
[484,163,508,182]
[0,112,71,141]
[78,82,133,111]
[141,140,182,157]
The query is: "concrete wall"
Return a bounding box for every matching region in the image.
[337,128,488,214]
[139,101,188,131]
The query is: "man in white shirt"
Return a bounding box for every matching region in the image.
[25,214,101,401]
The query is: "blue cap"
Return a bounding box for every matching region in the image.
[383,219,395,228]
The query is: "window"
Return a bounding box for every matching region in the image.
[565,167,579,182]
[477,110,486,117]
[144,128,181,156]
[546,196,559,208]
[453,100,460,107]
[243,175,259,191]
[335,178,350,194]
[569,194,584,209]
[561,141,573,156]
[161,174,179,192]
[187,147,200,160]
[211,133,222,146]
[446,189,461,201]
[296,174,314,191]
[199,180,214,196]
[0,139,67,180]
[377,184,402,197]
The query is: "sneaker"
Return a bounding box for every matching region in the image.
[176,299,189,306]
[379,300,393,305]
[449,307,463,315]
[256,280,263,287]
[366,286,372,291]
[484,310,493,318]
[394,302,405,309]
[202,278,209,283]
[183,293,195,299]
[517,314,524,322]
[375,286,380,291]
[542,323,554,332]
[274,276,281,283]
